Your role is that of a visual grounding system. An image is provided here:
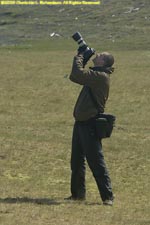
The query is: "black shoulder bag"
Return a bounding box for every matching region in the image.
[88,87,116,139]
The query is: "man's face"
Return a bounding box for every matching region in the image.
[92,53,105,67]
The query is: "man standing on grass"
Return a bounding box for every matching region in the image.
[65,50,115,206]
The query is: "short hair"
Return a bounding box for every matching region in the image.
[102,52,114,67]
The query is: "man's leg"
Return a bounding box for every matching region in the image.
[70,122,86,199]
[87,141,114,202]
[79,122,113,202]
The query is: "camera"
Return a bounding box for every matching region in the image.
[72,32,95,66]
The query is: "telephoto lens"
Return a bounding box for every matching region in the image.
[72,32,87,49]
[72,31,95,67]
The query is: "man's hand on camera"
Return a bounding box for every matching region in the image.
[83,48,95,67]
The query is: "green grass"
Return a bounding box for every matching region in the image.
[0,46,150,225]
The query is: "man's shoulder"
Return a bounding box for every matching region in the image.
[89,69,110,80]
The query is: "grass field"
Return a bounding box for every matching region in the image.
[0,44,149,225]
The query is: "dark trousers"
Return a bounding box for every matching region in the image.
[70,120,113,201]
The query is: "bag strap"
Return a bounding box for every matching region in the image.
[87,86,101,114]
[88,86,116,125]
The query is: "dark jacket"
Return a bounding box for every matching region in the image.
[70,54,110,121]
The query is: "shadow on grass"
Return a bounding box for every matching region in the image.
[0,197,102,206]
[0,197,61,205]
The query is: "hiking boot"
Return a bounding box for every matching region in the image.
[103,199,113,206]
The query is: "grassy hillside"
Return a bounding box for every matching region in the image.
[0,0,150,49]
